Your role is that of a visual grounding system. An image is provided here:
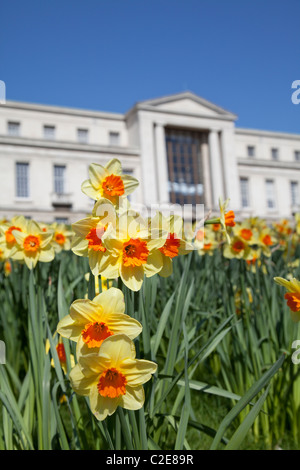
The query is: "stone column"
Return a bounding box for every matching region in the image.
[139,115,158,206]
[220,127,241,211]
[201,135,213,211]
[154,123,169,204]
[208,129,224,209]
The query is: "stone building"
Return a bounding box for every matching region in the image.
[0,91,299,223]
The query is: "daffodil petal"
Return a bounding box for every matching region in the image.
[106,313,142,339]
[119,385,145,411]
[71,237,89,256]
[89,163,108,187]
[122,175,139,195]
[70,299,103,324]
[89,383,121,421]
[105,158,122,175]
[158,256,173,278]
[38,246,55,262]
[119,358,157,386]
[143,250,163,278]
[97,334,136,366]
[57,315,83,342]
[93,287,125,315]
[81,180,101,200]
[69,364,98,396]
[120,264,144,291]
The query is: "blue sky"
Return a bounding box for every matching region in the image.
[1,0,300,133]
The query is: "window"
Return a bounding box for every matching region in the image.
[109,132,120,146]
[55,217,69,224]
[247,146,255,157]
[16,162,29,198]
[265,179,276,209]
[8,121,20,136]
[295,151,300,161]
[77,128,88,143]
[54,165,66,194]
[291,181,300,206]
[271,148,279,160]
[165,128,204,205]
[240,177,250,208]
[44,125,55,140]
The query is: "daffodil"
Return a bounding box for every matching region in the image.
[149,212,193,277]
[97,211,167,291]
[45,336,75,375]
[3,259,12,276]
[50,222,73,253]
[81,159,139,205]
[295,213,300,235]
[214,197,236,244]
[234,286,253,315]
[223,236,252,260]
[0,236,6,262]
[244,249,263,273]
[71,198,116,276]
[57,287,142,356]
[232,221,256,245]
[69,334,157,421]
[193,228,219,256]
[256,228,276,256]
[274,277,300,322]
[10,220,55,269]
[0,215,28,258]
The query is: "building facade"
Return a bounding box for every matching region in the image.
[0,91,300,223]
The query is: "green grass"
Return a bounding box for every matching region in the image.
[0,247,296,450]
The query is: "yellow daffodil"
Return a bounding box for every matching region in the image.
[0,215,28,258]
[69,334,157,421]
[218,197,236,244]
[49,222,73,253]
[274,277,300,322]
[244,248,263,273]
[45,336,75,375]
[234,286,253,315]
[81,159,139,205]
[57,287,142,356]
[3,259,12,276]
[295,213,300,235]
[97,211,167,291]
[223,236,252,260]
[232,221,257,245]
[0,237,6,262]
[10,220,55,269]
[71,198,116,276]
[256,228,276,256]
[193,228,219,256]
[149,212,193,277]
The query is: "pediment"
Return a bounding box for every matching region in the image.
[138,92,237,120]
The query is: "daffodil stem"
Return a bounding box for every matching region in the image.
[204,218,221,225]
